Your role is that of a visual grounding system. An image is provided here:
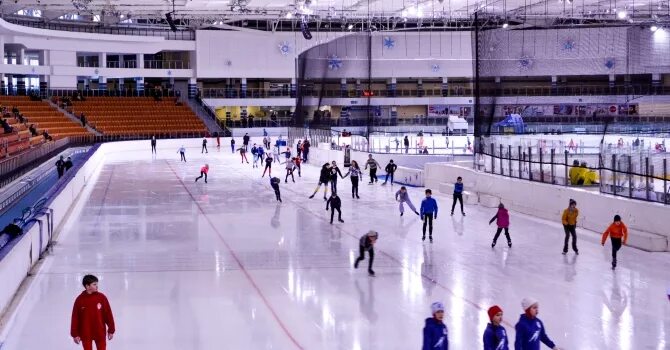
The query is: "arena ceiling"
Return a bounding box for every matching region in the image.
[0,0,668,29]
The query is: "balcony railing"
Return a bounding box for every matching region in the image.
[144,60,190,70]
[76,61,99,68]
[106,60,138,69]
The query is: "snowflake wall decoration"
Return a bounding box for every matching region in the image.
[328,55,343,70]
[517,56,533,71]
[383,36,395,49]
[278,41,291,55]
[604,57,616,70]
[431,64,440,73]
[562,39,576,51]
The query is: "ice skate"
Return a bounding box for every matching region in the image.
[354,259,360,269]
[368,269,375,276]
[422,235,426,242]
[400,212,404,216]
[491,241,496,248]
[309,195,315,199]
[451,211,454,216]
[507,240,512,248]
[462,212,466,216]
[338,219,344,223]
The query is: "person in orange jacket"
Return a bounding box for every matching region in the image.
[561,199,579,255]
[601,215,628,270]
[71,275,115,350]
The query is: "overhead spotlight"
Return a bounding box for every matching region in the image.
[651,25,659,32]
[347,23,353,30]
[120,14,124,19]
[165,12,177,32]
[285,12,293,19]
[617,10,627,19]
[502,22,509,28]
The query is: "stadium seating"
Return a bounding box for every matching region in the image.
[70,97,206,136]
[0,96,90,139]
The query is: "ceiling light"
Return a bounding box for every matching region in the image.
[285,12,293,19]
[617,10,627,19]
[651,25,659,32]
[502,22,509,28]
[347,24,353,30]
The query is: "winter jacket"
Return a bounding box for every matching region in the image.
[265,156,273,166]
[251,146,258,155]
[346,167,361,178]
[404,137,409,146]
[70,291,115,340]
[326,196,341,209]
[200,166,209,174]
[319,166,331,183]
[257,147,265,156]
[270,177,280,187]
[385,163,398,173]
[231,139,235,145]
[601,222,628,245]
[178,147,186,153]
[243,135,250,144]
[420,197,438,216]
[202,139,207,145]
[331,166,344,180]
[359,234,374,250]
[489,208,510,228]
[483,323,509,350]
[454,183,464,194]
[561,208,578,226]
[365,159,379,170]
[395,190,410,202]
[514,314,555,350]
[422,317,449,350]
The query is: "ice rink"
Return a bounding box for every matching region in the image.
[1,142,669,349]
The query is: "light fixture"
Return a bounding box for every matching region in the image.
[617,10,627,19]
[651,25,659,32]
[347,23,353,30]
[502,22,509,28]
[285,12,293,19]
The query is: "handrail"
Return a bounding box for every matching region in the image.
[143,60,190,70]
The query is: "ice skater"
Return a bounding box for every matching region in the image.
[354,230,378,276]
[382,160,397,185]
[257,145,265,163]
[422,302,449,350]
[396,186,419,216]
[270,176,282,202]
[561,199,579,255]
[601,214,628,270]
[365,154,380,184]
[404,135,410,154]
[194,164,209,183]
[514,298,561,350]
[483,305,508,350]
[293,157,302,177]
[70,275,115,350]
[150,135,156,154]
[238,146,249,164]
[343,160,362,199]
[329,160,344,193]
[489,203,512,248]
[243,133,250,151]
[201,137,208,153]
[230,138,236,153]
[177,145,186,162]
[420,189,438,242]
[326,192,344,224]
[450,176,465,216]
[296,140,302,159]
[262,153,273,177]
[251,144,260,168]
[284,157,295,183]
[56,155,66,178]
[309,163,331,200]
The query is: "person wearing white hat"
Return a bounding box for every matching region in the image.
[354,231,378,276]
[422,301,449,350]
[514,298,561,350]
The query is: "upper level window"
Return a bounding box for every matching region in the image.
[59,14,80,20]
[16,9,42,17]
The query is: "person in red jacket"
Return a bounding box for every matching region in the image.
[71,275,115,350]
[195,164,209,183]
[601,214,628,270]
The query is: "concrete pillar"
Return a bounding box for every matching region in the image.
[136,77,144,95]
[99,53,107,69]
[98,76,107,91]
[137,53,144,69]
[118,78,125,91]
[188,77,197,98]
[441,77,448,96]
[340,78,347,97]
[0,37,5,65]
[355,79,361,97]
[39,75,48,98]
[290,78,296,98]
[387,77,396,97]
[7,74,13,95]
[551,75,557,94]
[417,79,424,97]
[16,47,24,65]
[240,77,247,98]
[119,54,124,68]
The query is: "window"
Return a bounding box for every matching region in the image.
[16,9,42,17]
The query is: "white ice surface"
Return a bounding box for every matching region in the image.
[1,143,670,350]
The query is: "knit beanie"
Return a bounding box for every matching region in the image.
[367,230,379,238]
[487,305,503,321]
[569,199,576,206]
[521,297,538,311]
[431,301,445,314]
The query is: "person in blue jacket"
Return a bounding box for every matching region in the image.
[483,305,509,350]
[514,298,561,350]
[420,189,438,242]
[450,176,465,216]
[423,301,448,350]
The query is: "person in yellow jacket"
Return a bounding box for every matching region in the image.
[568,160,582,185]
[601,215,628,270]
[561,199,579,255]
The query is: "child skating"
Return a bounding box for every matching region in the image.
[330,160,344,193]
[395,186,419,216]
[354,230,378,276]
[262,153,273,177]
[201,137,208,153]
[285,157,295,183]
[70,275,115,350]
[251,144,259,168]
[601,215,628,270]
[364,154,380,184]
[177,145,186,162]
[514,298,561,350]
[450,176,465,216]
[194,164,209,183]
[561,199,579,255]
[489,203,512,248]
[293,157,302,177]
[309,163,332,200]
[230,138,236,153]
[238,146,249,164]
[422,301,449,350]
[270,177,282,202]
[343,160,361,199]
[382,159,397,185]
[483,305,508,350]
[326,192,344,224]
[420,189,438,242]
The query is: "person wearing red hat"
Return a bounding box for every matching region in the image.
[483,305,508,350]
[514,298,561,350]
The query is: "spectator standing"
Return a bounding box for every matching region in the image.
[56,155,66,178]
